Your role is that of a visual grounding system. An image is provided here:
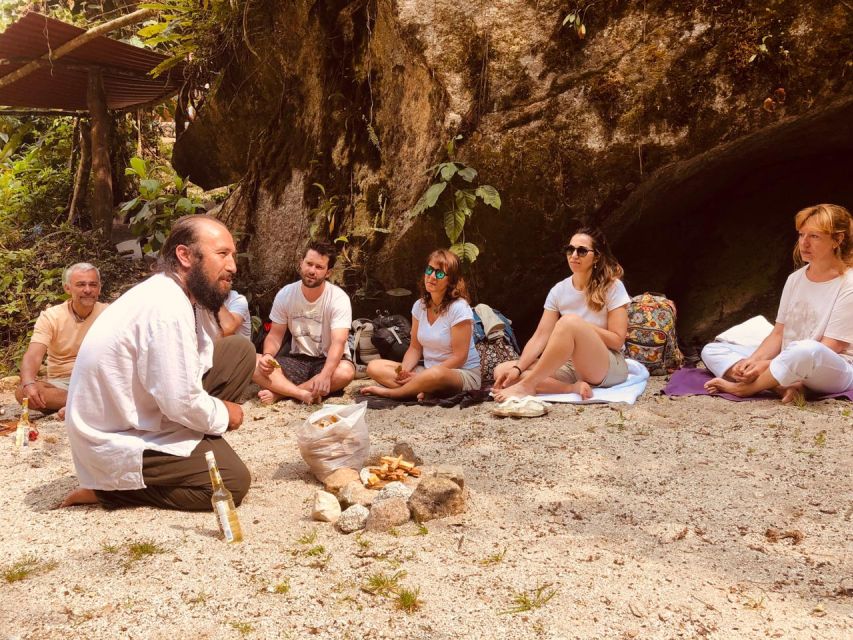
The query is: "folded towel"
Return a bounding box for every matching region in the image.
[714,316,773,348]
[536,359,650,405]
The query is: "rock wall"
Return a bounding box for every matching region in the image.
[174,0,853,346]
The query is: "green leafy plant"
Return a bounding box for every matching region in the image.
[308,183,345,240]
[748,35,790,63]
[410,135,501,263]
[3,555,58,583]
[120,156,203,253]
[501,583,558,614]
[362,570,406,597]
[562,5,591,40]
[394,587,422,613]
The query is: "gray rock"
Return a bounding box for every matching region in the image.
[373,481,413,504]
[337,504,370,534]
[311,490,341,523]
[392,442,423,465]
[365,497,411,532]
[339,480,378,508]
[408,476,466,522]
[323,467,360,495]
[435,464,465,490]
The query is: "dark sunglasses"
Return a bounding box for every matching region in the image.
[424,265,447,280]
[563,244,595,258]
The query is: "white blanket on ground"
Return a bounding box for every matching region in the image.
[536,359,650,405]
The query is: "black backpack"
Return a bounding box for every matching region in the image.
[370,312,411,361]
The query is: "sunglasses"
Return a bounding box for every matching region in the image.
[424,265,447,280]
[563,244,595,258]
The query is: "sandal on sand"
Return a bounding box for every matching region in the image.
[491,396,550,418]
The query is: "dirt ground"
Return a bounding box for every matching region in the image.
[1,377,851,639]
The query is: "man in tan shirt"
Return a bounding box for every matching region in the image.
[16,262,107,412]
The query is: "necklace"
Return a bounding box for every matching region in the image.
[68,300,90,323]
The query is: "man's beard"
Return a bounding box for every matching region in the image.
[186,260,230,312]
[300,272,325,289]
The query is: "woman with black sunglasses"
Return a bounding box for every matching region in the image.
[362,249,481,399]
[493,227,630,401]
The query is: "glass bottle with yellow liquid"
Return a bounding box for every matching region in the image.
[14,397,30,450]
[205,450,244,543]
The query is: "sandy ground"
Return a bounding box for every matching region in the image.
[1,376,851,640]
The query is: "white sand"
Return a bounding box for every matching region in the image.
[1,378,851,639]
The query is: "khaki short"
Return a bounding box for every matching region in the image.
[552,350,628,388]
[45,377,71,390]
[413,365,482,392]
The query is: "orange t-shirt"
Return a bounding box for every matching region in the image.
[30,300,108,378]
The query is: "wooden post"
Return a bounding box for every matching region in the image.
[68,119,92,225]
[87,69,112,239]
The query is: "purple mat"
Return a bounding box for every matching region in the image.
[663,367,853,402]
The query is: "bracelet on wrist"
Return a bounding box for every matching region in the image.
[21,381,37,388]
[512,365,523,375]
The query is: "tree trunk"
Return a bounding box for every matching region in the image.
[68,119,92,225]
[87,69,113,239]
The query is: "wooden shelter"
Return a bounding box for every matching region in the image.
[0,10,182,236]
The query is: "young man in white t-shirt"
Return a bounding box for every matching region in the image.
[254,241,355,404]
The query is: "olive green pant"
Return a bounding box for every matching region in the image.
[95,336,255,511]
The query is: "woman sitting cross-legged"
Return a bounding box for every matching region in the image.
[361,249,481,399]
[704,204,853,403]
[493,227,630,401]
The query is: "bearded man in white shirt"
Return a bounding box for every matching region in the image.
[61,215,256,510]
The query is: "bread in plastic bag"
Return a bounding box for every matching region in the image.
[296,402,369,481]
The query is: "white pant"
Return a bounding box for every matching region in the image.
[701,340,853,394]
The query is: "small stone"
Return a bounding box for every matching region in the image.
[408,476,465,522]
[359,467,371,485]
[392,442,423,465]
[629,600,646,618]
[365,497,410,532]
[374,481,413,504]
[323,467,360,495]
[339,481,378,507]
[435,464,465,490]
[311,490,341,523]
[337,504,369,533]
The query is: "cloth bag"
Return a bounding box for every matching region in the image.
[296,402,369,481]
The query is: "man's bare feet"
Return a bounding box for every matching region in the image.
[360,385,392,397]
[59,487,99,508]
[257,389,281,404]
[493,380,538,402]
[257,388,315,404]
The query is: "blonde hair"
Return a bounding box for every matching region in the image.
[572,227,624,312]
[793,204,853,268]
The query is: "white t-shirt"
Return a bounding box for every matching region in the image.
[66,274,228,491]
[776,266,853,362]
[225,290,252,339]
[544,277,631,328]
[270,281,352,357]
[411,298,480,370]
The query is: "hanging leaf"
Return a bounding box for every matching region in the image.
[439,162,459,182]
[475,185,501,209]
[455,189,477,214]
[139,179,161,199]
[410,182,447,217]
[129,156,147,178]
[562,13,576,27]
[175,197,195,214]
[449,242,480,263]
[444,207,466,243]
[457,166,477,182]
[119,197,140,213]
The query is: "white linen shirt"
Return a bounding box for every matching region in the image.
[66,273,229,491]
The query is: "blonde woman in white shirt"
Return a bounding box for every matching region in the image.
[704,204,853,402]
[494,227,630,401]
[362,249,481,399]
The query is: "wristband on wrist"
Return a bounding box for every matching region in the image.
[512,365,523,375]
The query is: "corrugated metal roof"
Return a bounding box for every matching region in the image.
[0,12,184,111]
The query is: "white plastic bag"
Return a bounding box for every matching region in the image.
[296,402,369,481]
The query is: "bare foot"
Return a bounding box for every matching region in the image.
[58,406,66,420]
[360,385,392,398]
[780,382,806,405]
[59,487,99,508]
[257,389,281,405]
[493,380,538,402]
[704,377,743,395]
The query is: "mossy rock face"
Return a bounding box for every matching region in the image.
[175,0,853,342]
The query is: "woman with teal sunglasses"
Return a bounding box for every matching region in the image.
[362,249,481,399]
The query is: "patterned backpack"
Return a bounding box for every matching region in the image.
[625,292,684,375]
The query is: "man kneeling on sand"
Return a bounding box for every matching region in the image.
[61,215,255,510]
[253,241,355,404]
